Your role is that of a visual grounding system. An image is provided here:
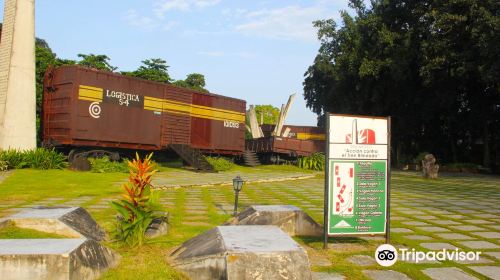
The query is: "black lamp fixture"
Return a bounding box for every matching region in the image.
[232,175,244,216]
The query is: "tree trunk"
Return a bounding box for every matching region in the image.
[396,141,402,167]
[483,122,490,167]
[450,137,458,163]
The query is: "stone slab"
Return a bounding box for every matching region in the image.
[484,252,500,260]
[362,270,411,280]
[182,221,211,227]
[225,205,323,236]
[431,220,461,225]
[328,243,369,252]
[416,226,450,232]
[6,207,106,240]
[347,255,376,266]
[402,221,430,226]
[0,238,119,280]
[468,266,500,280]
[450,225,486,231]
[312,272,345,280]
[170,225,312,280]
[420,242,458,250]
[391,228,413,233]
[417,215,438,220]
[422,267,478,280]
[463,219,494,224]
[471,213,498,219]
[453,255,494,264]
[443,214,466,219]
[404,235,433,240]
[471,231,500,239]
[435,233,475,240]
[458,241,500,249]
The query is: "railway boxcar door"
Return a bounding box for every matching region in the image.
[160,86,192,147]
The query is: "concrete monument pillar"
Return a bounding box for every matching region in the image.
[0,0,36,150]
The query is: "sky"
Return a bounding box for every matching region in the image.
[0,0,353,126]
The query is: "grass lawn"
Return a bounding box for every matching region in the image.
[0,166,498,279]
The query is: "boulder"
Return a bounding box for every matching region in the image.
[422,154,439,179]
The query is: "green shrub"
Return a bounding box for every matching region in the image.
[413,152,430,164]
[110,153,162,247]
[24,148,67,169]
[205,156,234,171]
[89,156,128,173]
[0,160,8,171]
[0,148,67,169]
[0,149,28,169]
[297,153,325,171]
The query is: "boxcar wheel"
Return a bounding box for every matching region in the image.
[68,149,82,164]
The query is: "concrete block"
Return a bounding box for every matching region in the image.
[225,205,323,236]
[0,0,37,150]
[0,238,119,280]
[6,207,106,241]
[170,225,312,280]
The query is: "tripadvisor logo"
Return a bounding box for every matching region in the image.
[375,244,482,266]
[375,244,398,266]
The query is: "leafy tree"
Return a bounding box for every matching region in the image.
[185,73,206,88]
[172,80,189,88]
[254,105,280,125]
[174,73,208,93]
[35,39,76,144]
[304,0,500,170]
[77,54,117,72]
[123,58,171,83]
[35,40,57,143]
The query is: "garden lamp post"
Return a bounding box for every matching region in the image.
[232,176,244,216]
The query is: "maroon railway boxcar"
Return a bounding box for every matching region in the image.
[259,124,325,140]
[246,124,325,163]
[42,66,246,170]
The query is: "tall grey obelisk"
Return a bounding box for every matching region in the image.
[0,0,36,150]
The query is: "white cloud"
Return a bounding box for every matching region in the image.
[234,51,257,59]
[155,0,190,17]
[123,9,157,30]
[154,0,221,18]
[220,8,247,19]
[197,51,225,57]
[163,21,180,31]
[235,3,332,42]
[195,0,221,8]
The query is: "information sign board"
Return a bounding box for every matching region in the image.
[324,114,390,239]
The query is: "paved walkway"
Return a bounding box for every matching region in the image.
[152,168,318,188]
[154,171,500,280]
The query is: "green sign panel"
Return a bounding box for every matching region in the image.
[327,160,387,234]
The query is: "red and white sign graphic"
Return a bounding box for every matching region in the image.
[346,129,376,144]
[329,116,388,160]
[332,163,355,216]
